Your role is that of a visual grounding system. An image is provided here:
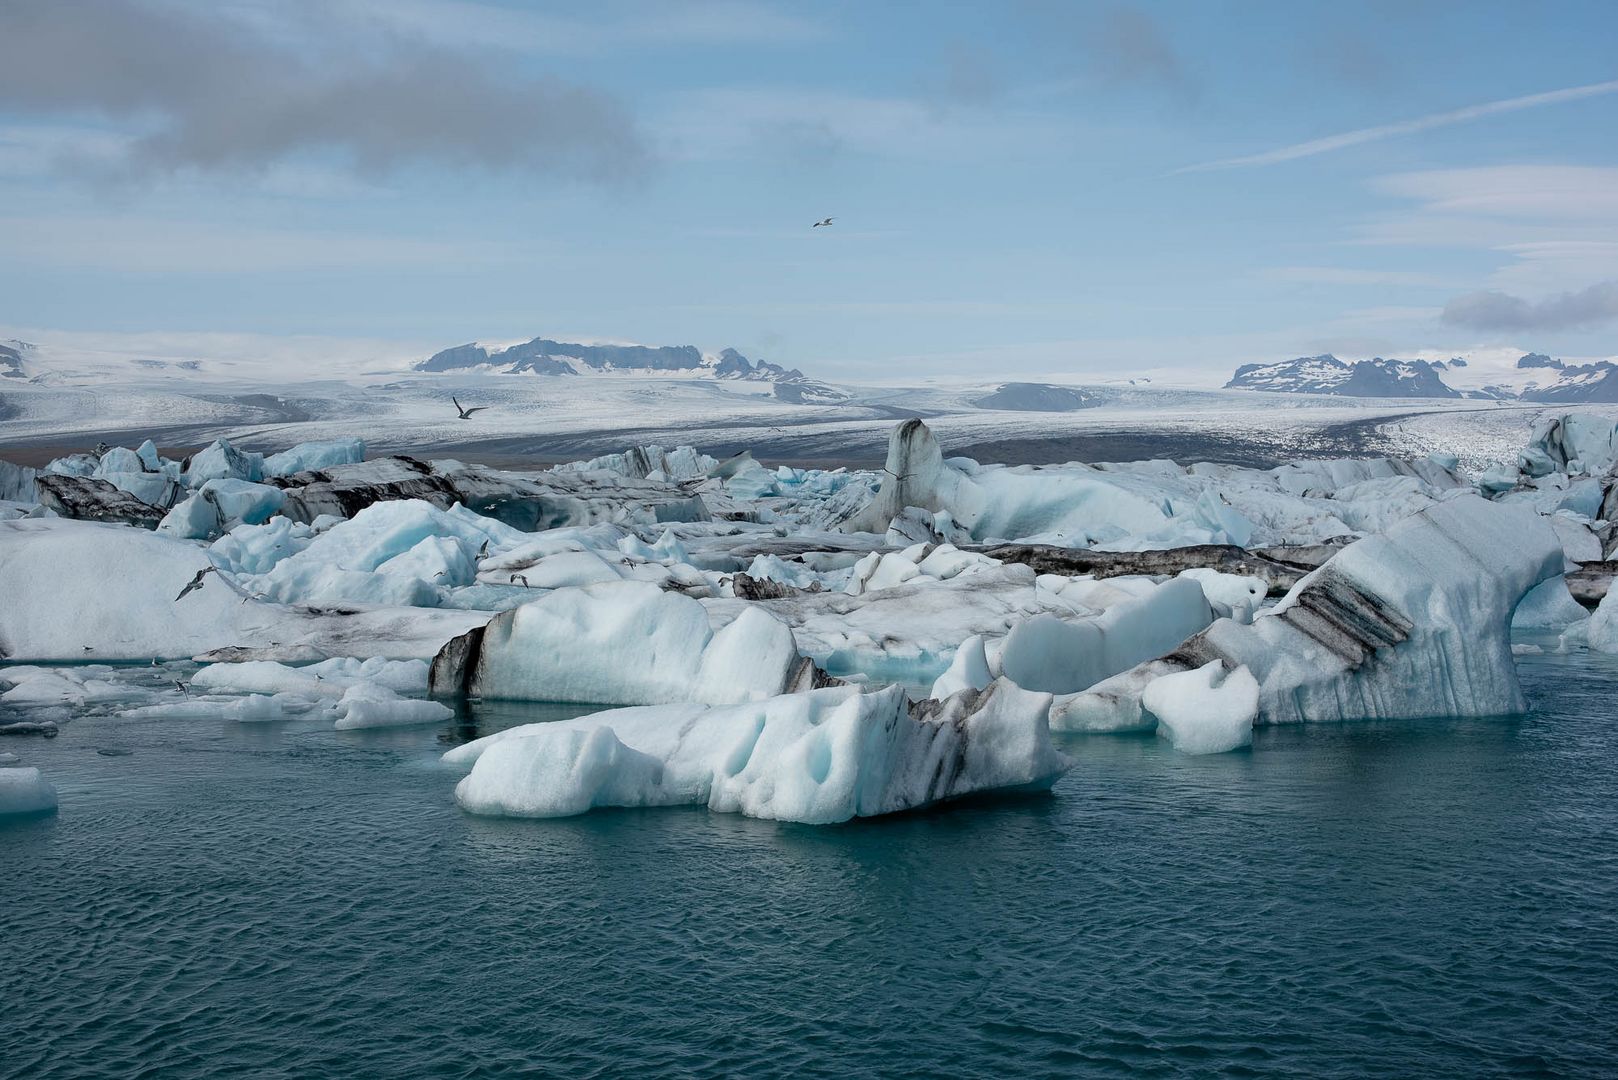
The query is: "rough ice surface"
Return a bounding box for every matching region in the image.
[234,499,525,608]
[0,766,58,818]
[1142,660,1259,755]
[449,680,1069,823]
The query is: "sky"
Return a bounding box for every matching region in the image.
[1,0,1616,383]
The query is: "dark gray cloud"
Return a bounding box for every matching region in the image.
[1086,5,1196,99]
[0,0,648,182]
[1442,281,1618,332]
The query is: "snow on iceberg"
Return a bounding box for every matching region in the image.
[1051,495,1563,730]
[0,766,58,818]
[448,679,1070,823]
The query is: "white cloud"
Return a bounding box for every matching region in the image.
[1178,79,1618,172]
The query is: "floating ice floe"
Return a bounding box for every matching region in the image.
[0,766,58,818]
[1052,496,1563,732]
[334,682,453,730]
[446,679,1069,823]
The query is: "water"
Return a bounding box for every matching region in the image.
[4,649,1618,1079]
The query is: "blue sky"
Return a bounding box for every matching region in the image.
[1,0,1615,380]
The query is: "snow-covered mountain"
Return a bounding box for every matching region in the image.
[1,340,31,380]
[1225,355,1463,398]
[1228,351,1618,402]
[415,336,847,403]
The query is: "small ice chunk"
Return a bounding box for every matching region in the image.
[930,635,991,698]
[1142,660,1259,755]
[0,766,58,818]
[334,682,454,730]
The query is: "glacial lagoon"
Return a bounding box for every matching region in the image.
[5,644,1616,1079]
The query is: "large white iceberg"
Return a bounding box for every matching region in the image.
[1052,496,1563,730]
[430,580,814,706]
[447,679,1069,823]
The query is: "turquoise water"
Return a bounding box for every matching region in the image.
[4,648,1618,1078]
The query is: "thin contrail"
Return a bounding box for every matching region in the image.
[1176,78,1618,174]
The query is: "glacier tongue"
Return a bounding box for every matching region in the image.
[449,679,1070,824]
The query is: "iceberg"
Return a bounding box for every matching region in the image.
[0,517,488,661]
[1142,660,1258,755]
[448,679,1070,823]
[334,682,454,730]
[1051,496,1562,730]
[429,580,817,706]
[0,766,58,818]
[263,438,366,477]
[158,479,287,539]
[186,438,266,487]
[995,576,1213,695]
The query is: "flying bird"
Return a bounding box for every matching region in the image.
[452,395,489,420]
[812,218,834,228]
[173,680,189,696]
[510,573,530,588]
[175,566,217,602]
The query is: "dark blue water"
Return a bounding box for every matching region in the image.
[4,648,1618,1079]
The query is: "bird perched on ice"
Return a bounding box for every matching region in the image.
[812,217,834,228]
[174,566,217,602]
[452,395,489,420]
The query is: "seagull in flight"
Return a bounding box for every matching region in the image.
[812,217,834,228]
[174,566,217,602]
[452,395,489,420]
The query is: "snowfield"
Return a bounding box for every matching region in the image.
[5,399,1618,824]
